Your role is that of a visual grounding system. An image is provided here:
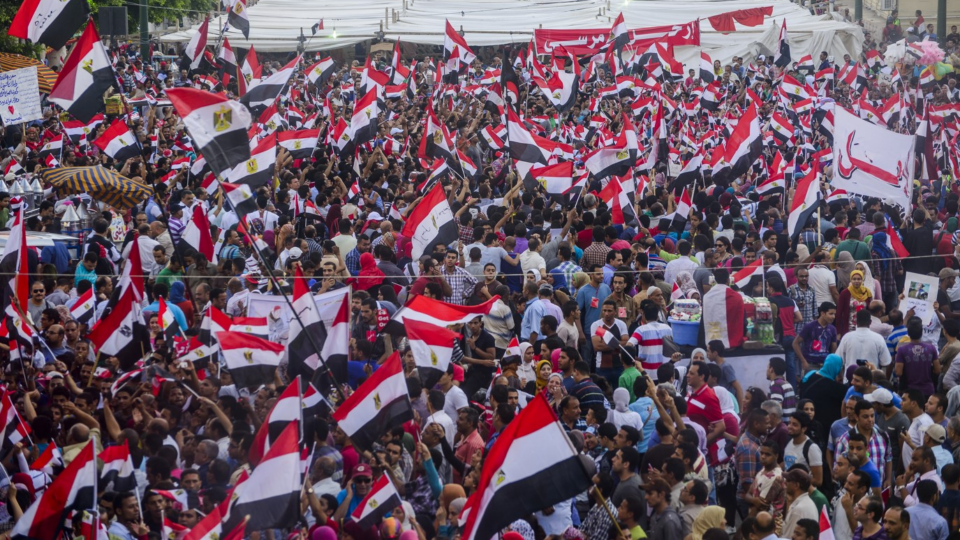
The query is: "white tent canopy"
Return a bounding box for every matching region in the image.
[160,0,863,69]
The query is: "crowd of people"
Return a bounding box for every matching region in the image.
[2,1,960,540]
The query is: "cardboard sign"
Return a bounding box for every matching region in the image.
[0,67,42,125]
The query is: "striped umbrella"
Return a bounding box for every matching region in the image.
[42,166,154,211]
[0,53,57,93]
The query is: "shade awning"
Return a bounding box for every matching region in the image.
[0,53,58,93]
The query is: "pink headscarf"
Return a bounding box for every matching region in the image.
[550,348,562,372]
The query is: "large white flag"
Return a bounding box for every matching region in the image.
[831,107,914,212]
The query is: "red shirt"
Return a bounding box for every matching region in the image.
[687,384,724,463]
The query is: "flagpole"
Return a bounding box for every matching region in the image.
[217,184,347,403]
[592,487,625,537]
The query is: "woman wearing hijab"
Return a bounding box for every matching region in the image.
[608,387,643,430]
[544,372,567,411]
[799,353,847,432]
[534,359,553,393]
[169,281,194,329]
[676,271,700,303]
[684,506,726,540]
[516,342,536,392]
[871,231,902,310]
[835,269,872,336]
[352,253,386,291]
[855,261,881,302]
[835,251,856,290]
[325,203,342,236]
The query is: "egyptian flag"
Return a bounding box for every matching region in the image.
[306,57,336,87]
[228,316,269,339]
[787,159,822,242]
[309,288,349,388]
[100,441,137,492]
[461,393,592,540]
[30,442,62,474]
[392,294,501,328]
[584,141,632,180]
[598,175,637,226]
[10,0,90,50]
[608,12,629,55]
[287,267,328,382]
[0,391,30,448]
[733,259,764,289]
[229,138,275,190]
[699,51,715,83]
[238,46,261,97]
[500,59,522,108]
[774,20,790,68]
[670,188,692,232]
[4,305,36,366]
[0,204,30,316]
[110,369,142,397]
[4,160,23,177]
[352,474,402,528]
[218,38,238,76]
[399,182,457,260]
[406,319,460,389]
[36,134,62,162]
[62,119,90,147]
[88,288,149,370]
[184,17,210,71]
[529,161,574,196]
[756,175,786,198]
[444,20,476,66]
[10,441,97,540]
[723,103,762,180]
[166,88,252,175]
[240,55,299,117]
[249,381,300,467]
[278,129,320,159]
[668,151,703,193]
[219,331,286,389]
[419,106,458,164]
[506,108,553,165]
[69,287,96,325]
[770,112,795,145]
[93,120,141,162]
[478,124,506,152]
[223,423,301,533]
[227,0,250,38]
[352,90,381,145]
[331,351,413,450]
[177,205,217,264]
[882,95,902,128]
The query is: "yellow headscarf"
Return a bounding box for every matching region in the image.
[691,506,726,540]
[535,359,552,393]
[847,269,872,303]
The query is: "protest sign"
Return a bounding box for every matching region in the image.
[0,66,42,125]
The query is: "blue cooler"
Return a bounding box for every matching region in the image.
[670,319,699,347]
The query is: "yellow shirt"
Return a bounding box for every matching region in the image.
[629,525,648,540]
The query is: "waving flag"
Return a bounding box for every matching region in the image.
[286,267,327,382]
[352,474,402,528]
[406,319,461,389]
[219,331,286,389]
[240,55,299,117]
[165,88,252,175]
[100,441,137,492]
[399,183,457,261]
[184,17,210,70]
[11,441,97,540]
[774,19,790,68]
[93,120,141,162]
[331,352,413,451]
[249,380,300,467]
[460,393,592,540]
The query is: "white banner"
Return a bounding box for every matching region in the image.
[0,67,43,125]
[246,287,350,344]
[831,107,915,211]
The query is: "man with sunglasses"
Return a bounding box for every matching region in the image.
[333,464,375,521]
[27,283,54,324]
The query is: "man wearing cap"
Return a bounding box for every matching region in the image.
[332,464,374,520]
[869,388,910,470]
[898,445,944,507]
[781,469,818,538]
[920,424,953,474]
[643,478,682,539]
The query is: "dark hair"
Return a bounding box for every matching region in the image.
[863,495,885,523]
[790,411,811,430]
[427,389,445,411]
[852,366,873,384]
[794,519,819,539]
[663,458,686,483]
[854,400,875,417]
[849,469,871,492]
[618,446,641,471]
[689,479,709,505]
[769,357,786,376]
[620,496,644,521]
[761,440,780,457]
[818,302,837,314]
[619,426,640,446]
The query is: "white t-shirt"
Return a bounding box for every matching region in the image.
[590,318,629,368]
[904,413,934,471]
[442,385,469,421]
[808,265,837,307]
[784,436,823,472]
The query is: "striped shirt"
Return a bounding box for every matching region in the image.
[768,377,797,416]
[628,322,674,375]
[887,325,908,356]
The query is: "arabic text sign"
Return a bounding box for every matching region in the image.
[0,67,42,125]
[534,21,699,55]
[830,107,915,211]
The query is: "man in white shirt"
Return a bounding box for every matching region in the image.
[781,469,819,539]
[901,389,934,472]
[519,237,547,279]
[422,388,457,447]
[437,367,469,422]
[837,309,893,374]
[808,254,840,306]
[663,241,698,286]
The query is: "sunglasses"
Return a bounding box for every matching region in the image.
[354,477,372,484]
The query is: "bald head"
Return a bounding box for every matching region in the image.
[68,424,90,445]
[755,512,776,537]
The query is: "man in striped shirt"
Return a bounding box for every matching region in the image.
[767,357,797,416]
[627,301,674,381]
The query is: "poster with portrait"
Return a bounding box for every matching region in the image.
[901,272,938,325]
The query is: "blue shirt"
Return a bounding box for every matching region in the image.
[40,242,71,273]
[520,298,547,341]
[336,489,364,516]
[629,396,660,454]
[347,360,378,389]
[828,418,852,452]
[859,460,882,489]
[906,503,949,540]
[844,387,903,408]
[576,283,612,331]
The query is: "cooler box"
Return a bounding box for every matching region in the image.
[670,319,699,347]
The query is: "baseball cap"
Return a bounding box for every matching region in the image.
[538,283,554,295]
[940,268,960,279]
[922,424,946,444]
[864,388,893,405]
[352,464,372,478]
[289,247,303,260]
[452,363,465,383]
